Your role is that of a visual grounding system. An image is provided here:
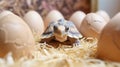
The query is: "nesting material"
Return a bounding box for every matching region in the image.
[0,37,120,67]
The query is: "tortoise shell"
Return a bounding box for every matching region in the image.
[40,19,83,47]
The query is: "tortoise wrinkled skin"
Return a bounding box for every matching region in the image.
[40,19,83,47]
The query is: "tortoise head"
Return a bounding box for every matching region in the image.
[53,20,69,42]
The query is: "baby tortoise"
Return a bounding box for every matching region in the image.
[40,19,83,47]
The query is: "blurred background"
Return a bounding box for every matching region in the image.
[0,0,91,19]
[92,0,120,17]
[0,0,120,18]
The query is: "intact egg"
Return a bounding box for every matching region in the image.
[79,13,107,39]
[69,11,86,32]
[96,10,110,23]
[97,13,120,62]
[0,11,35,60]
[44,10,64,29]
[23,10,44,41]
[0,10,14,20]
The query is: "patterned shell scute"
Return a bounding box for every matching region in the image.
[41,19,83,39]
[41,22,55,38]
[66,21,83,39]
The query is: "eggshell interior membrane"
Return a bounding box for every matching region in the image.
[0,12,35,60]
[96,10,110,23]
[97,12,120,62]
[69,11,86,32]
[44,10,64,29]
[23,10,44,41]
[79,13,107,39]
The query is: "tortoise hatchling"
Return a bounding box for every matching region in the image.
[40,19,83,47]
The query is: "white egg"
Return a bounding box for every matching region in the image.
[96,10,110,23]
[23,10,44,41]
[44,10,64,29]
[0,10,14,20]
[79,13,107,39]
[69,11,86,32]
[0,11,35,60]
[97,12,120,62]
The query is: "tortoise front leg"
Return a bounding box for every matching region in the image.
[68,37,82,47]
[73,39,82,47]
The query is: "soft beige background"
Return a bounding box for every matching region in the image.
[93,0,120,17]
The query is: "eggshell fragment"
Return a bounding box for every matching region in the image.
[97,13,120,62]
[44,10,64,29]
[0,12,35,60]
[96,10,110,23]
[69,11,86,32]
[23,10,44,41]
[79,13,107,39]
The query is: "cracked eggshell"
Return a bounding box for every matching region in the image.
[23,10,44,41]
[97,13,120,62]
[79,13,107,39]
[96,10,110,23]
[69,11,86,32]
[44,10,64,29]
[0,11,35,60]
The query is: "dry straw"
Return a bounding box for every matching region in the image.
[0,37,120,67]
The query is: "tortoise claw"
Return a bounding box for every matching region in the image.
[73,40,82,47]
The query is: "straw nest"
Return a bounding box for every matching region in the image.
[0,37,120,67]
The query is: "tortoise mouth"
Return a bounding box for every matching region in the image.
[54,33,67,42]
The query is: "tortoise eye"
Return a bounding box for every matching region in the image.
[58,19,64,22]
[53,25,58,30]
[65,27,69,32]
